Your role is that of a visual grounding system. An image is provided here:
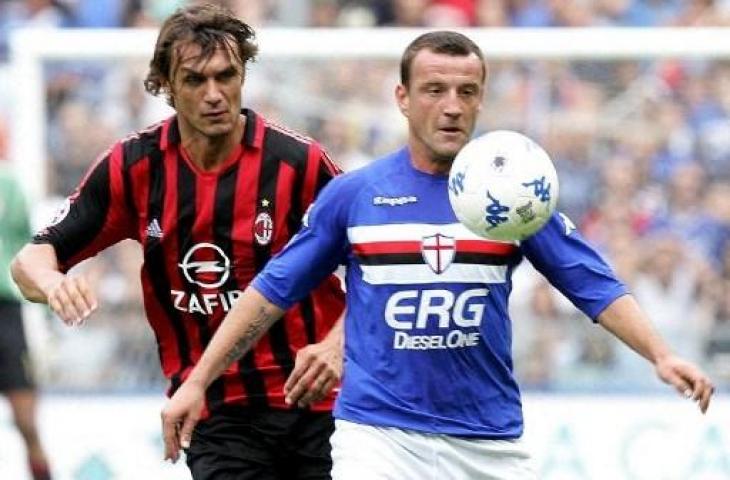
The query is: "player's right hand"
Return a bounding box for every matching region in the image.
[161,380,206,463]
[655,354,715,414]
[46,275,97,326]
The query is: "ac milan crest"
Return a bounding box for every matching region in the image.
[254,211,273,246]
[421,233,456,274]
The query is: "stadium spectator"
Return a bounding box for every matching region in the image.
[161,30,714,478]
[6,0,730,396]
[11,4,346,480]
[0,166,52,480]
[615,233,717,382]
[476,0,510,26]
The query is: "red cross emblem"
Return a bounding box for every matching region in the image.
[421,233,456,274]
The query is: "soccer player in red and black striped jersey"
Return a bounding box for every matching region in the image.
[11,5,345,479]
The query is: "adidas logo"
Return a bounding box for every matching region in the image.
[146,218,163,239]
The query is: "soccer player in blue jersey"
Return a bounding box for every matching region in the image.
[161,31,714,478]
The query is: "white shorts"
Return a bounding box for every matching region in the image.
[330,419,537,480]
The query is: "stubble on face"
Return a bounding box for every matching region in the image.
[168,39,245,140]
[398,50,484,174]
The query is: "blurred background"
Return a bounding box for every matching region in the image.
[1,0,730,479]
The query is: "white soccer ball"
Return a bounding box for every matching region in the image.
[448,130,559,241]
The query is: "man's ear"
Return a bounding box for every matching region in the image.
[395,84,409,118]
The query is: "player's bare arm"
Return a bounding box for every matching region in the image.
[598,294,714,413]
[161,286,284,462]
[11,243,97,326]
[223,304,280,366]
[284,311,344,407]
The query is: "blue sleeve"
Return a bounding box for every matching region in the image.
[521,212,629,321]
[253,174,353,310]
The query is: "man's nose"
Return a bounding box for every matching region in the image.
[442,90,462,117]
[203,80,223,104]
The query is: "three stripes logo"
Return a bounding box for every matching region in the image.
[146,218,163,239]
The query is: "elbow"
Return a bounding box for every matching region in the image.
[10,246,50,303]
[11,251,33,301]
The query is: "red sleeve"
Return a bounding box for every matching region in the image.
[33,142,136,271]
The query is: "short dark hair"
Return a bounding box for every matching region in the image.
[400,31,486,88]
[144,4,258,101]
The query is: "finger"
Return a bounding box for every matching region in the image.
[161,414,181,463]
[664,369,692,397]
[298,374,330,408]
[691,377,708,402]
[699,384,714,414]
[285,363,324,405]
[48,289,72,324]
[675,365,707,402]
[179,413,198,450]
[63,279,96,323]
[74,278,98,316]
[305,376,337,405]
[284,354,311,395]
[47,295,75,326]
[53,284,86,325]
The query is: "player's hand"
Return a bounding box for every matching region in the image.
[284,338,342,408]
[45,274,97,326]
[161,381,206,463]
[655,355,715,414]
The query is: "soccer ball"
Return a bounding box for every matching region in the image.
[448,130,559,242]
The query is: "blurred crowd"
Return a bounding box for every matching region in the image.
[0,0,729,393]
[2,0,730,55]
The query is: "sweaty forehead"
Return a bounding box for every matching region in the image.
[173,40,241,72]
[410,50,484,85]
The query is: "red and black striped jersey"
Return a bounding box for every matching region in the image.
[34,109,345,413]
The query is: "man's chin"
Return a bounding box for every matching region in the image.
[432,146,462,164]
[202,124,234,138]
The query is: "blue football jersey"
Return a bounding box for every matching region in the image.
[254,147,627,438]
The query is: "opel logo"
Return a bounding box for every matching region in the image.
[178,242,231,289]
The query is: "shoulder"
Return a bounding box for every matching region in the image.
[263,117,317,147]
[116,118,167,167]
[260,116,322,163]
[321,149,402,197]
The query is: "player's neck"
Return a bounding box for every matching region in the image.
[180,115,245,172]
[407,140,452,176]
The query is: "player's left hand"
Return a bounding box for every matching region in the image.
[655,354,715,414]
[161,380,206,463]
[284,337,342,408]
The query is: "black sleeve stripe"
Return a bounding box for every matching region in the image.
[34,156,112,264]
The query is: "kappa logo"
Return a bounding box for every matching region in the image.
[254,211,273,245]
[302,203,314,228]
[178,243,231,289]
[559,212,576,236]
[421,233,456,274]
[373,196,418,206]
